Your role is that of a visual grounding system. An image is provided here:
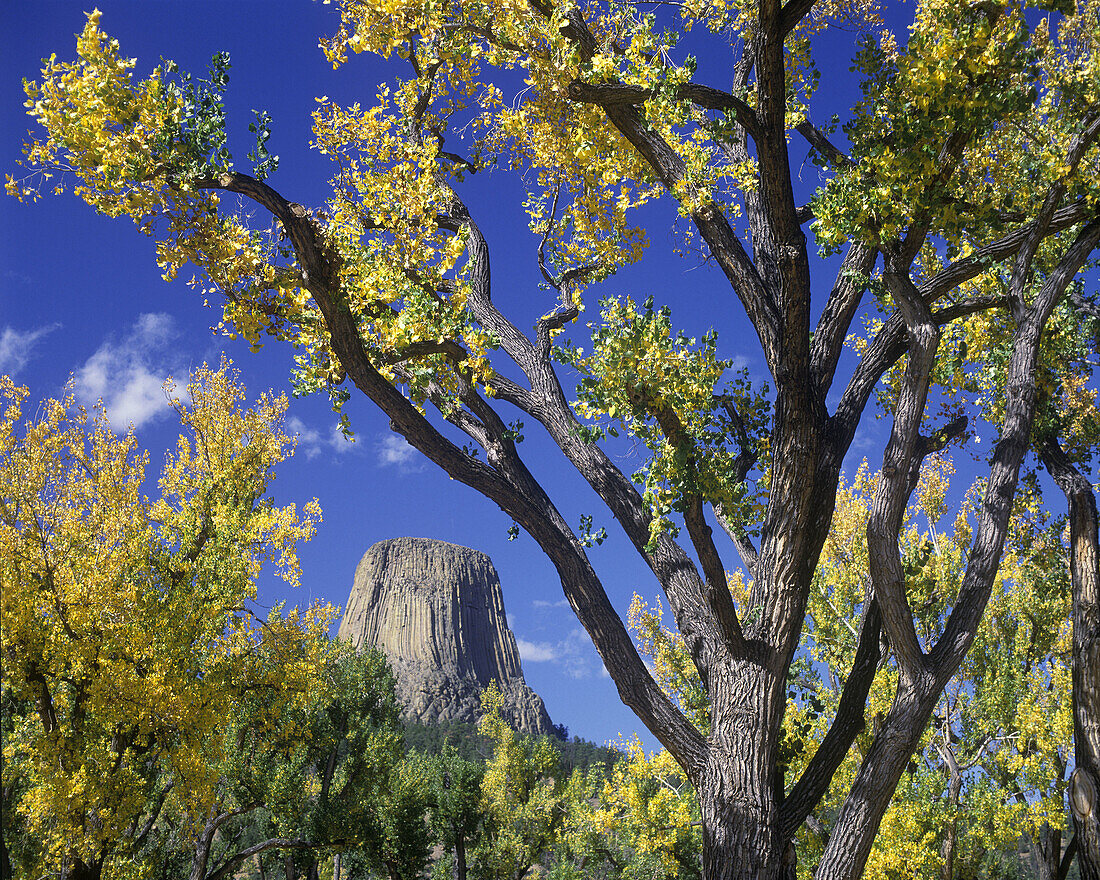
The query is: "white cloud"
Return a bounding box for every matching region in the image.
[286,415,359,461]
[516,628,600,679]
[516,639,560,663]
[74,313,180,432]
[0,323,60,376]
[532,599,570,610]
[377,434,423,472]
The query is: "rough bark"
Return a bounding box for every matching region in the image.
[817,219,1100,880]
[181,6,1100,871]
[939,756,963,880]
[204,841,314,880]
[196,175,1099,880]
[1040,439,1100,880]
[453,835,467,880]
[699,661,786,880]
[1033,822,1061,880]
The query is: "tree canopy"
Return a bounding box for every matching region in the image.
[0,362,330,880]
[8,1,1100,878]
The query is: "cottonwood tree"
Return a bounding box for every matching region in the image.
[630,462,1078,879]
[933,174,1100,878]
[421,749,485,880]
[1027,310,1100,878]
[802,466,1077,879]
[9,1,1100,877]
[473,684,564,880]
[0,363,326,880]
[186,646,406,880]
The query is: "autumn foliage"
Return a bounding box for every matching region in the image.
[0,362,329,878]
[7,0,1100,877]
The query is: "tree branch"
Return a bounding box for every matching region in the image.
[866,256,949,675]
[794,119,854,170]
[831,201,1090,461]
[931,218,1100,676]
[711,394,762,577]
[650,402,746,654]
[920,200,1091,303]
[780,598,882,838]
[133,780,174,850]
[811,242,876,392]
[204,840,315,880]
[203,170,711,778]
[779,0,815,36]
[549,8,782,370]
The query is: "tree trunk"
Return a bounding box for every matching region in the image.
[63,859,103,880]
[1070,481,1100,880]
[453,834,467,880]
[699,661,787,880]
[191,819,217,880]
[1033,822,1060,880]
[1040,440,1100,880]
[1,835,12,880]
[815,683,938,880]
[940,765,963,880]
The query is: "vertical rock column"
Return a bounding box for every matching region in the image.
[337,537,555,735]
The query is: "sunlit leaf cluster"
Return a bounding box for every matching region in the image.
[560,296,769,545]
[814,0,1099,253]
[0,361,329,877]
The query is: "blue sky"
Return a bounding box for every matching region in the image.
[0,2,908,748]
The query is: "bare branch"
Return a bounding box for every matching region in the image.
[918,200,1091,302]
[812,242,877,392]
[378,339,470,367]
[204,840,315,880]
[649,401,747,654]
[831,202,1090,462]
[794,119,855,169]
[199,170,708,772]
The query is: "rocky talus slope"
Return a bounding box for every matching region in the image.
[337,537,555,736]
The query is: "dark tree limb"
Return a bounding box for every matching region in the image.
[817,218,1100,880]
[132,781,174,851]
[1059,833,1080,880]
[831,200,1089,462]
[794,120,855,170]
[867,256,943,675]
[204,840,315,880]
[780,597,882,838]
[779,0,815,36]
[196,171,709,779]
[440,190,748,710]
[919,200,1091,303]
[650,402,746,654]
[551,7,782,370]
[1039,437,1100,880]
[811,242,876,392]
[712,394,762,578]
[931,218,1100,675]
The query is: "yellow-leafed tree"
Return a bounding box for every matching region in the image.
[0,361,326,880]
[9,2,1100,877]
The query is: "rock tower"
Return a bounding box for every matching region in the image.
[337,537,555,735]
